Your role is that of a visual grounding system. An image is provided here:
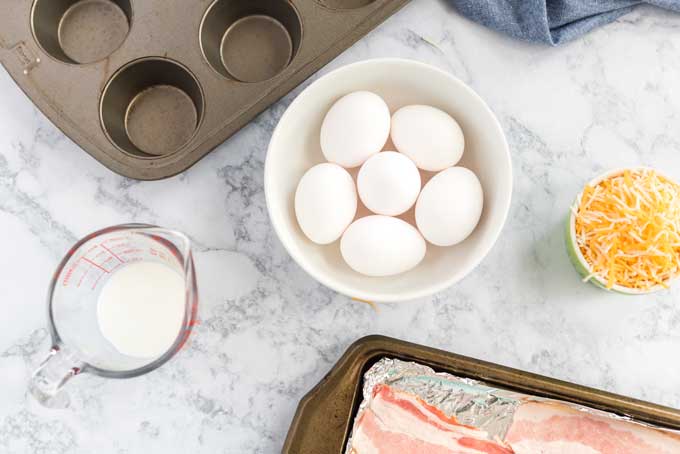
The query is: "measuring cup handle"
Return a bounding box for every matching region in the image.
[29,345,82,408]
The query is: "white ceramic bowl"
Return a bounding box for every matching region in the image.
[265,59,512,302]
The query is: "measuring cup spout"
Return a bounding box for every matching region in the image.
[29,345,83,408]
[146,227,196,282]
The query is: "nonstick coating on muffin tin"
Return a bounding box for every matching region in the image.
[0,0,410,179]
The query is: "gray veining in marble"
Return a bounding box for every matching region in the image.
[2,1,680,453]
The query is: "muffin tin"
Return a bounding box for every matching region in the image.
[0,0,409,180]
[283,335,680,453]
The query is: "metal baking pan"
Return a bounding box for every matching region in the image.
[283,335,680,453]
[0,0,409,180]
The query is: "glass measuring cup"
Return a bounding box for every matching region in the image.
[29,224,198,408]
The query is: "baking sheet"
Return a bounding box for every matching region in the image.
[283,335,680,453]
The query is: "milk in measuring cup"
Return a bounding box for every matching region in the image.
[97,261,186,358]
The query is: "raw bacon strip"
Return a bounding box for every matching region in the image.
[349,384,515,454]
[506,401,680,454]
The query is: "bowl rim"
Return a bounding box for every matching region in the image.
[568,166,677,295]
[264,58,513,302]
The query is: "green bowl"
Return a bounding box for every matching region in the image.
[565,167,669,295]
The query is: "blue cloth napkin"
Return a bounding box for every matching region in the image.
[452,0,680,45]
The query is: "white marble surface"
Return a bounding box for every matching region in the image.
[2,1,680,452]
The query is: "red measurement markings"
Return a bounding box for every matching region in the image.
[174,290,200,353]
[86,261,122,290]
[90,271,104,290]
[77,265,87,288]
[80,257,110,273]
[99,243,125,263]
[103,236,126,242]
[91,261,124,290]
[62,265,75,287]
[149,247,172,264]
[175,319,201,353]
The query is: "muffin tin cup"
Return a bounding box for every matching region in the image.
[200,0,303,83]
[32,0,132,64]
[100,57,205,157]
[2,0,410,179]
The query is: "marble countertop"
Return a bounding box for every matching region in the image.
[3,1,680,452]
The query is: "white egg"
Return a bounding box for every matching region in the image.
[416,167,483,246]
[340,215,426,277]
[391,105,465,171]
[295,163,357,245]
[320,91,391,168]
[357,152,421,216]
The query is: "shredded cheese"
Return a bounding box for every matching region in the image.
[574,168,680,291]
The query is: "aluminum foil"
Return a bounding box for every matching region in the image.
[354,358,522,444]
[345,357,680,453]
